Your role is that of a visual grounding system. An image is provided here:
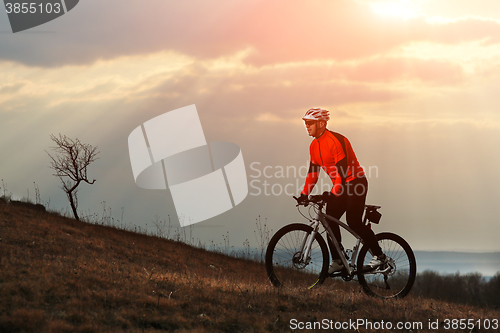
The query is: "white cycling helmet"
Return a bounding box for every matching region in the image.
[302,108,330,122]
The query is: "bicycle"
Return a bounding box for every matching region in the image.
[265,195,417,298]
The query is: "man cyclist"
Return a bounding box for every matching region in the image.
[298,107,386,274]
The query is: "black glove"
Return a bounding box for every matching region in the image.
[297,193,309,206]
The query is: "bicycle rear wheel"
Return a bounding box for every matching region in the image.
[265,223,329,289]
[357,232,416,298]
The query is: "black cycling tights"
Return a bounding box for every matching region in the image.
[325,176,383,260]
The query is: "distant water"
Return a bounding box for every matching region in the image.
[414,251,500,278]
[226,247,499,279]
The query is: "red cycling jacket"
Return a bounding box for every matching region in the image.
[302,130,365,196]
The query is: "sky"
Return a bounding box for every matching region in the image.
[1,0,500,257]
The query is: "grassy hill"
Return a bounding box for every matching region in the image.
[1,199,499,333]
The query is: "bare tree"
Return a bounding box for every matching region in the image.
[46,134,99,221]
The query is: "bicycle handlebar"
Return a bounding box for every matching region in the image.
[293,194,326,207]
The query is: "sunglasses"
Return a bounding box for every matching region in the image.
[304,120,317,126]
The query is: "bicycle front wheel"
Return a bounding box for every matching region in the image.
[265,223,329,290]
[357,232,416,299]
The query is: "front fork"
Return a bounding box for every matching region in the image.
[299,220,320,264]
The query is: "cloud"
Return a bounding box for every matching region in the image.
[0,83,25,95]
[339,57,464,84]
[3,0,500,69]
[0,45,473,141]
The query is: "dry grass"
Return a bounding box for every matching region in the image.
[1,199,499,332]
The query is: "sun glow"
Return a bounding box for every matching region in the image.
[370,0,422,20]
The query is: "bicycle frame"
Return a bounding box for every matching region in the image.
[300,203,366,276]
